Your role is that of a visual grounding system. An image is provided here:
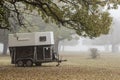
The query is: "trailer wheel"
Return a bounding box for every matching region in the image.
[26,60,33,67]
[35,63,42,66]
[16,60,24,67]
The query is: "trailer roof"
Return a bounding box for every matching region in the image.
[9,31,54,47]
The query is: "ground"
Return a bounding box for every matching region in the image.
[0,52,120,80]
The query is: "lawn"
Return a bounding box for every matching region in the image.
[0,52,120,80]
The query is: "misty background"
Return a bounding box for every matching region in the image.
[0,6,120,54]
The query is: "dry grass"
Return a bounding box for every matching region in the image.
[0,52,120,80]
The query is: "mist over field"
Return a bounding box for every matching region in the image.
[1,1,120,80]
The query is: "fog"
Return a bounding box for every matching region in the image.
[0,6,120,54]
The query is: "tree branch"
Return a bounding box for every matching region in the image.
[0,26,9,30]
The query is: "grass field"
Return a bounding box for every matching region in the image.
[0,52,120,80]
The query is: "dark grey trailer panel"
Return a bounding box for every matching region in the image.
[9,46,34,64]
[9,45,55,64]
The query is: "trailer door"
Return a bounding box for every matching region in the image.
[43,47,52,60]
[36,46,44,60]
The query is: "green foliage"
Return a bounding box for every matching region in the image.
[0,0,120,38]
[0,3,10,29]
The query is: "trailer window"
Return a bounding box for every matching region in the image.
[39,36,46,42]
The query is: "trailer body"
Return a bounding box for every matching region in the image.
[9,32,59,67]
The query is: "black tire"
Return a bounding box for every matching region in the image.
[16,60,24,67]
[26,60,33,67]
[35,63,42,66]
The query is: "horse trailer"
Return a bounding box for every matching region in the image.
[9,32,65,67]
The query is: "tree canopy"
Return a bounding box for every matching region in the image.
[0,0,120,38]
[18,15,77,52]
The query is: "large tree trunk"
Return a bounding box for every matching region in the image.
[54,38,60,54]
[111,44,119,53]
[2,30,9,55]
[61,45,65,52]
[3,41,8,55]
[62,40,65,52]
